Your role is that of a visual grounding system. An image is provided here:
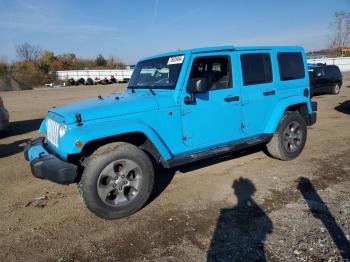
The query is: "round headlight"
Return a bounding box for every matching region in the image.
[59,122,67,138]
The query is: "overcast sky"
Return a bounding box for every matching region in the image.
[0,0,349,64]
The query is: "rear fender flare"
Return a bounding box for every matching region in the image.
[264,96,311,134]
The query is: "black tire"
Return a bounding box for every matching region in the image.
[331,83,340,95]
[78,142,154,219]
[68,78,75,86]
[266,111,307,161]
[86,78,93,85]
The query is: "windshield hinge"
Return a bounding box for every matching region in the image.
[75,113,83,126]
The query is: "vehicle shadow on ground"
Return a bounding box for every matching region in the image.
[334,100,350,115]
[147,145,266,206]
[0,118,43,139]
[178,144,265,173]
[207,177,273,261]
[147,168,176,204]
[0,139,30,158]
[297,177,350,260]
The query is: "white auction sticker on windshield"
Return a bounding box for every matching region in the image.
[167,55,184,65]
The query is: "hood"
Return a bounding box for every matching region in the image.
[49,93,159,124]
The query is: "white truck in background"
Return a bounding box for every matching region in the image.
[54,68,134,83]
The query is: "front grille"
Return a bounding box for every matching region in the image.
[46,118,59,147]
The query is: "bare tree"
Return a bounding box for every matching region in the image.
[0,56,8,76]
[15,42,42,62]
[107,56,125,69]
[329,11,350,50]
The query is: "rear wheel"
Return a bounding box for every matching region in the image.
[266,111,307,161]
[331,83,340,95]
[78,142,154,219]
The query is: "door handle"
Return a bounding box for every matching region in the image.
[224,96,239,102]
[263,90,276,96]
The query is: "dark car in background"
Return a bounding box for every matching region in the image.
[308,64,342,96]
[0,97,9,130]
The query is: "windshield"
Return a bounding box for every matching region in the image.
[128,55,185,89]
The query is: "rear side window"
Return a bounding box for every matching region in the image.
[240,53,272,86]
[278,52,305,81]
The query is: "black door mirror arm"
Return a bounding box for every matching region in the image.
[184,93,196,105]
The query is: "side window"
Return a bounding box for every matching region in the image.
[188,56,231,90]
[277,52,305,81]
[240,53,272,86]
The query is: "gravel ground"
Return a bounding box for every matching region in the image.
[0,76,349,261]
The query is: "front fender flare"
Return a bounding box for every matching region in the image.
[61,120,173,160]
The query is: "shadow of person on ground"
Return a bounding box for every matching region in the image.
[334,100,350,115]
[0,118,43,139]
[207,177,273,261]
[297,177,350,260]
[0,139,30,158]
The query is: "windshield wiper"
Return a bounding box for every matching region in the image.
[127,85,135,93]
[148,87,156,95]
[127,85,156,95]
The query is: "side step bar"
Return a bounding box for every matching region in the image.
[161,134,272,168]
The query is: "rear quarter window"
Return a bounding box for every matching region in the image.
[277,52,305,81]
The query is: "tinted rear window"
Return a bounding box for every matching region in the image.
[277,52,305,81]
[240,53,272,86]
[325,66,341,77]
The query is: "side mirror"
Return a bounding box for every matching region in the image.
[184,78,207,105]
[187,78,207,93]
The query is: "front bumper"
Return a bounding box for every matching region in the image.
[24,138,77,185]
[0,119,9,130]
[0,109,9,130]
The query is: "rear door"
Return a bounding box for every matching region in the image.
[237,50,278,136]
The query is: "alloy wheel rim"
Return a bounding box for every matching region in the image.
[282,121,303,153]
[335,84,340,94]
[97,159,143,207]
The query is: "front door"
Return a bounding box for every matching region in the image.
[181,53,241,150]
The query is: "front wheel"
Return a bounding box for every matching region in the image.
[78,142,154,219]
[266,111,307,161]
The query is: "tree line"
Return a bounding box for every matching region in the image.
[1,11,348,87]
[0,43,125,87]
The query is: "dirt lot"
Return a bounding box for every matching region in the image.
[0,77,350,262]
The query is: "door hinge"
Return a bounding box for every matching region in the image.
[182,135,187,141]
[240,122,246,129]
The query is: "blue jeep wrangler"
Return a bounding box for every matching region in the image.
[25,46,317,219]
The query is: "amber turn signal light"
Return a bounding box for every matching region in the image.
[75,140,84,148]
